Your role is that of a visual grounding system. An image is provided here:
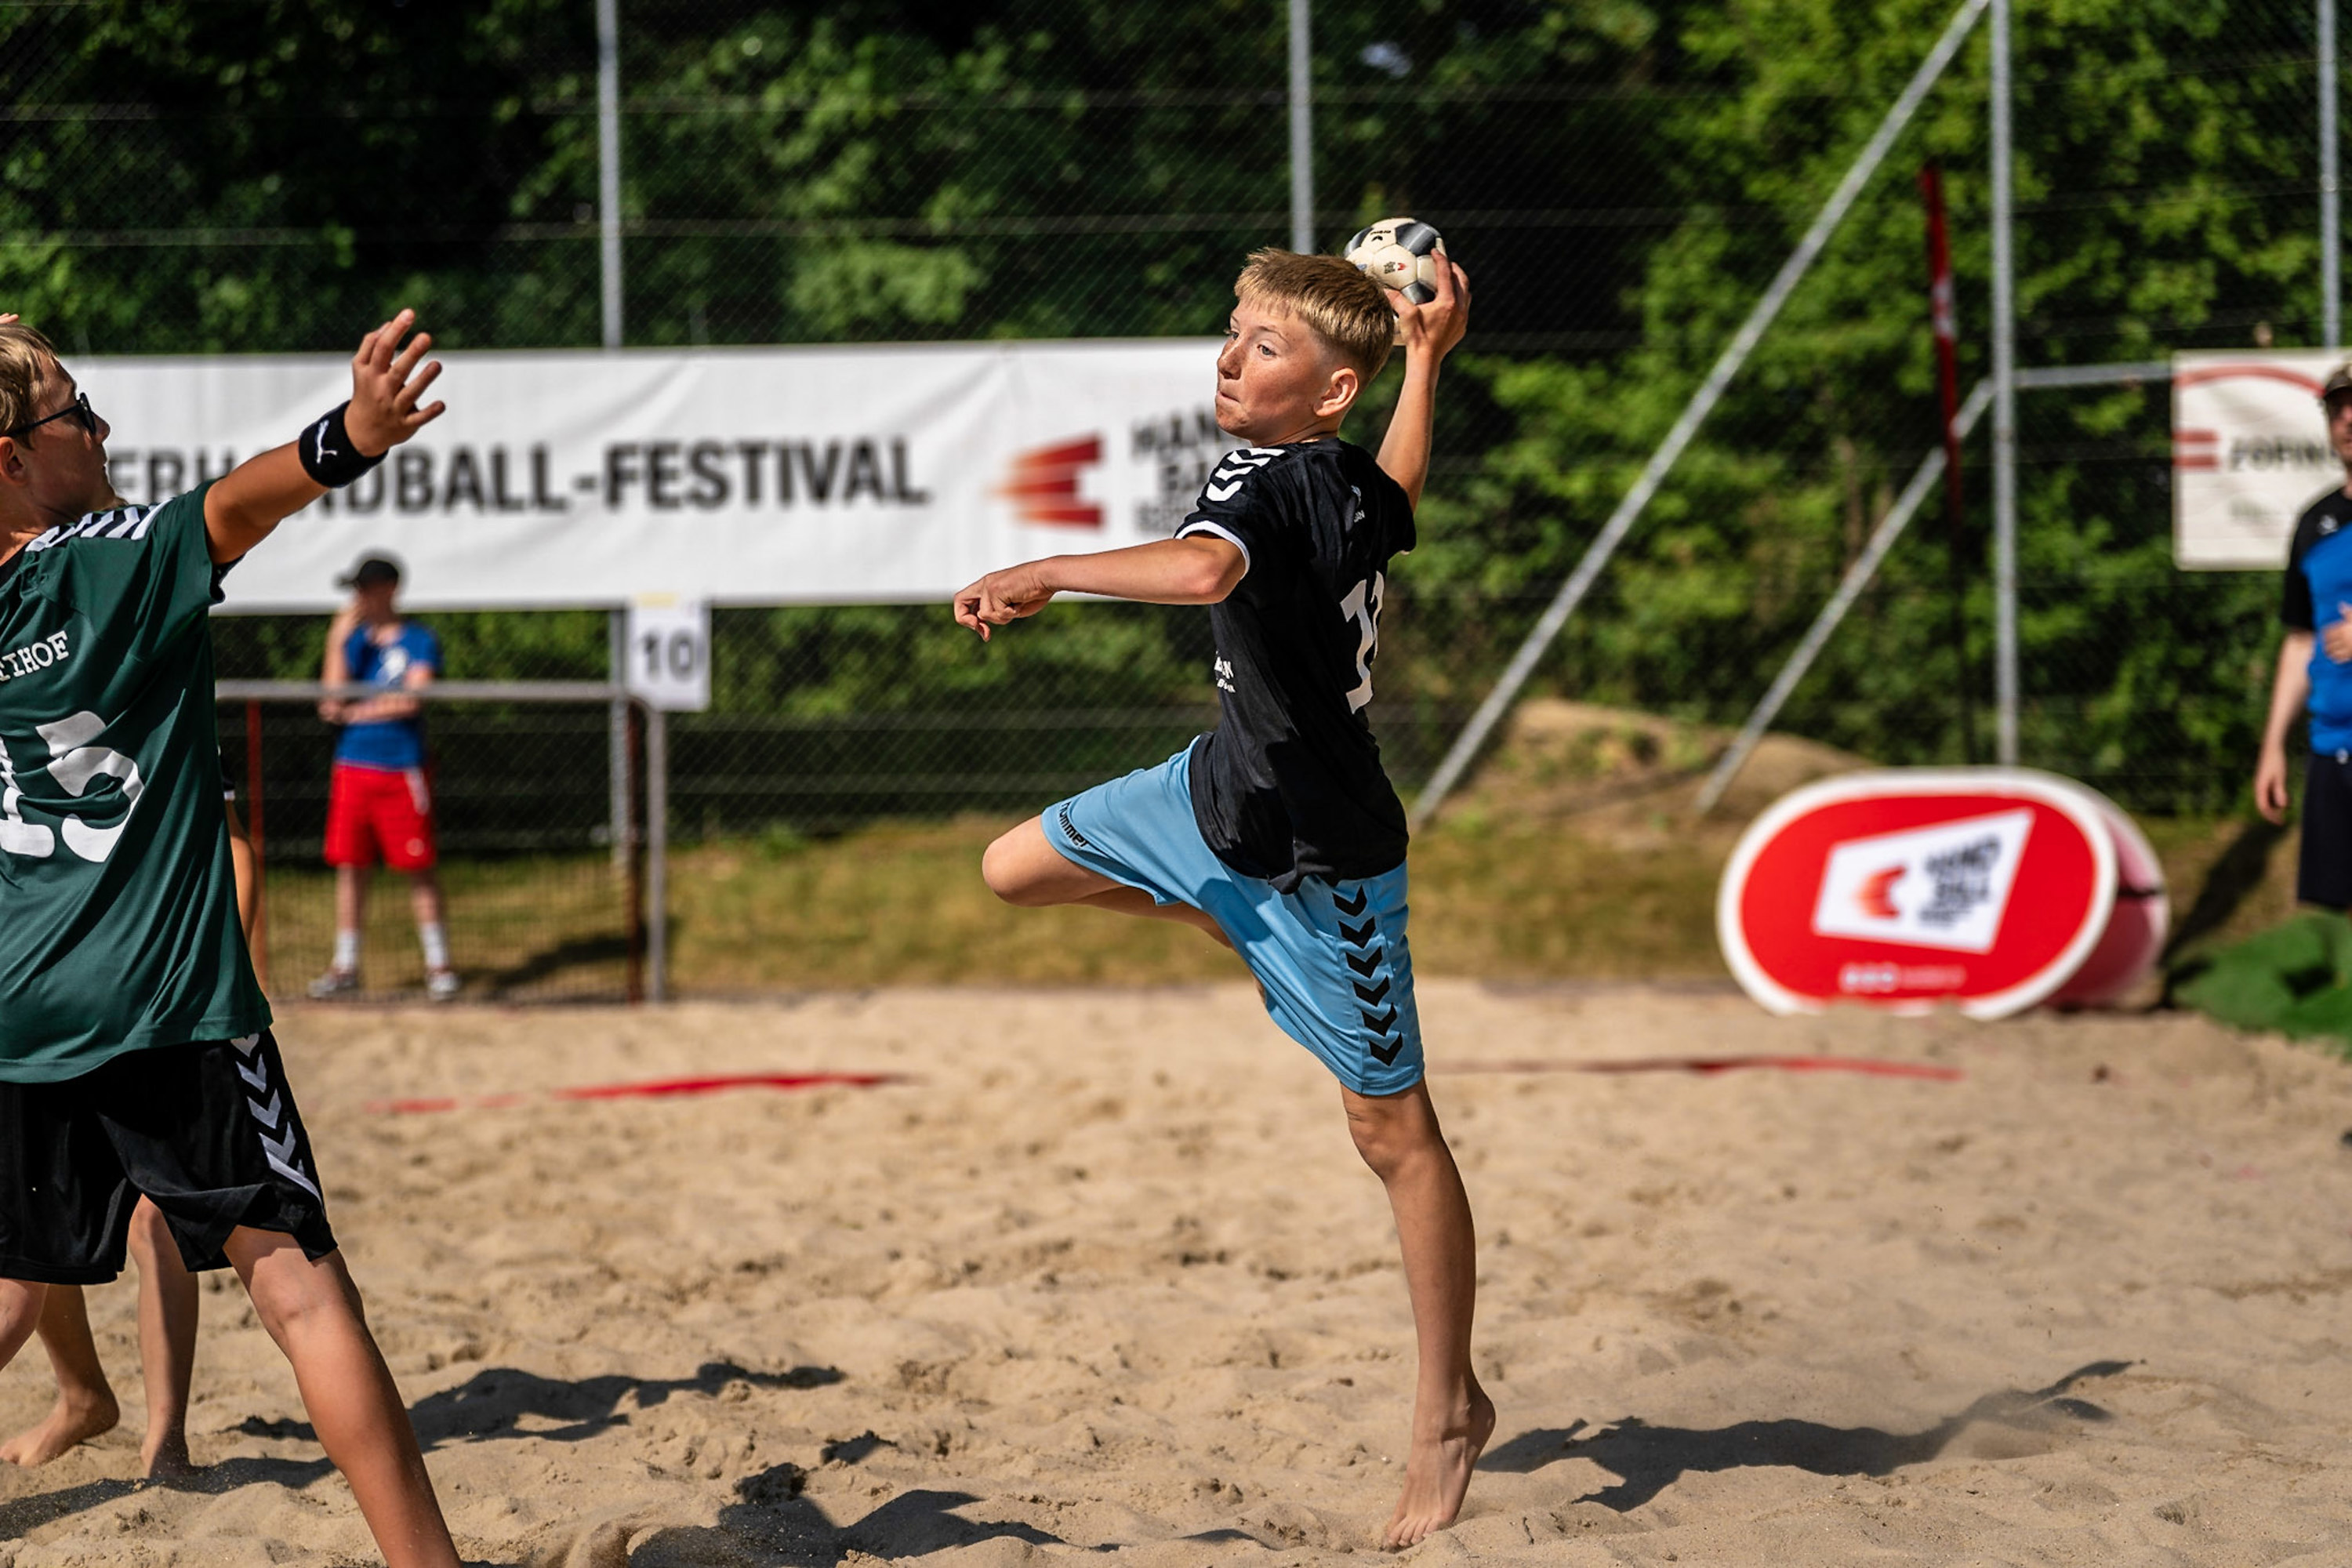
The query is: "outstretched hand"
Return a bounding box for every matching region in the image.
[1387,256,1471,364]
[345,310,445,456]
[953,562,1058,640]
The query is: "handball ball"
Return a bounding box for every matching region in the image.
[1344,217,1446,304]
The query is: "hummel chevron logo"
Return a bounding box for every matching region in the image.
[260,1133,321,1199]
[1202,447,1287,502]
[1360,1004,1399,1034]
[1368,1038,1404,1066]
[1345,948,1382,977]
[1334,886,1369,916]
[1352,976,1391,1005]
[230,1035,325,1200]
[1338,917,1377,948]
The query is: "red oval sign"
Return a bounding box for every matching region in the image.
[1718,770,2163,1018]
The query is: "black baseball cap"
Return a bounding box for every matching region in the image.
[335,554,402,590]
[2323,362,2352,405]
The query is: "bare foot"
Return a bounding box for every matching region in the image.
[142,1427,195,1481]
[1383,1386,1495,1550]
[0,1388,119,1467]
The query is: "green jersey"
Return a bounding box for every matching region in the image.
[0,482,268,1082]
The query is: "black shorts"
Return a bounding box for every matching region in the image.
[2300,752,2352,911]
[0,1032,336,1286]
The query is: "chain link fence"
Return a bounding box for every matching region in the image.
[7,0,2349,992]
[215,689,646,1004]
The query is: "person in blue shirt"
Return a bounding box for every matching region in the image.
[310,554,456,1000]
[2256,364,2352,908]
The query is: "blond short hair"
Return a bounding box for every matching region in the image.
[1235,249,1394,383]
[0,322,62,439]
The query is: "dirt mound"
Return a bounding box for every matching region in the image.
[1435,699,1867,839]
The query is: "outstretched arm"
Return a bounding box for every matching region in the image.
[1375,259,1472,511]
[953,537,1245,640]
[204,310,445,566]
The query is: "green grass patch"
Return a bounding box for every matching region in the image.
[254,807,2303,1000]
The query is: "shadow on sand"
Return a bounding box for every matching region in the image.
[0,1361,840,1543]
[626,1467,1086,1566]
[232,1359,843,1450]
[1481,1359,2132,1512]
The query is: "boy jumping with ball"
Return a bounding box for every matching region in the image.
[953,248,1483,1548]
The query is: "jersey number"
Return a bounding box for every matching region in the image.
[0,712,144,862]
[1341,573,1385,713]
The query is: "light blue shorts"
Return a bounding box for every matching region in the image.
[1044,745,1424,1096]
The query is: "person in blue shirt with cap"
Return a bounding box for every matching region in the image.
[2256,361,2352,908]
[310,554,456,1000]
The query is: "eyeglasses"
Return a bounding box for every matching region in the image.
[5,392,97,441]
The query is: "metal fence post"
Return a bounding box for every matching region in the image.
[2326,0,2342,350]
[644,702,669,1001]
[597,0,624,349]
[608,608,631,869]
[1990,0,2020,766]
[1289,0,1313,252]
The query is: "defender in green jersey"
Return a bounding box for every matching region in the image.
[0,314,460,1568]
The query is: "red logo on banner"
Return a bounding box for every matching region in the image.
[998,436,1104,528]
[2172,364,2325,471]
[1718,770,2166,1019]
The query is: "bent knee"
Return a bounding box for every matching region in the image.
[981,824,1062,906]
[126,1200,176,1255]
[249,1267,361,1341]
[1344,1091,1437,1175]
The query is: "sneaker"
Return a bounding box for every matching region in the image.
[425,968,462,1003]
[307,967,359,1000]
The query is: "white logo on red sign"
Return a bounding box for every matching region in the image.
[1809,808,2033,954]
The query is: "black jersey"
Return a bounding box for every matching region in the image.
[1174,438,1414,890]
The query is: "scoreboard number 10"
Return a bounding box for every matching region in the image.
[624,597,710,712]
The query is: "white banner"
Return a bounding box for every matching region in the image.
[69,339,1230,612]
[2174,349,2344,569]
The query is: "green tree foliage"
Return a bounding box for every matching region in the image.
[6,0,2330,811]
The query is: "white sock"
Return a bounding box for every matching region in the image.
[419,921,451,971]
[332,930,360,972]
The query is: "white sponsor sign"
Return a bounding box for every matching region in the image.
[1809,808,2033,954]
[623,596,710,712]
[67,339,1231,612]
[2174,350,2345,568]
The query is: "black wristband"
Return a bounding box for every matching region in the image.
[296,401,386,488]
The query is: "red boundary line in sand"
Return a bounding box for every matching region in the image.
[1441,1055,1964,1082]
[367,1071,910,1116]
[368,1057,1955,1115]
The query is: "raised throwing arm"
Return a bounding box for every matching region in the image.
[204,310,445,566]
[1375,259,1471,512]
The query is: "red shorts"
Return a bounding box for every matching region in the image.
[324,761,438,871]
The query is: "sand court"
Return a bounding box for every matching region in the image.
[2,982,2350,1565]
